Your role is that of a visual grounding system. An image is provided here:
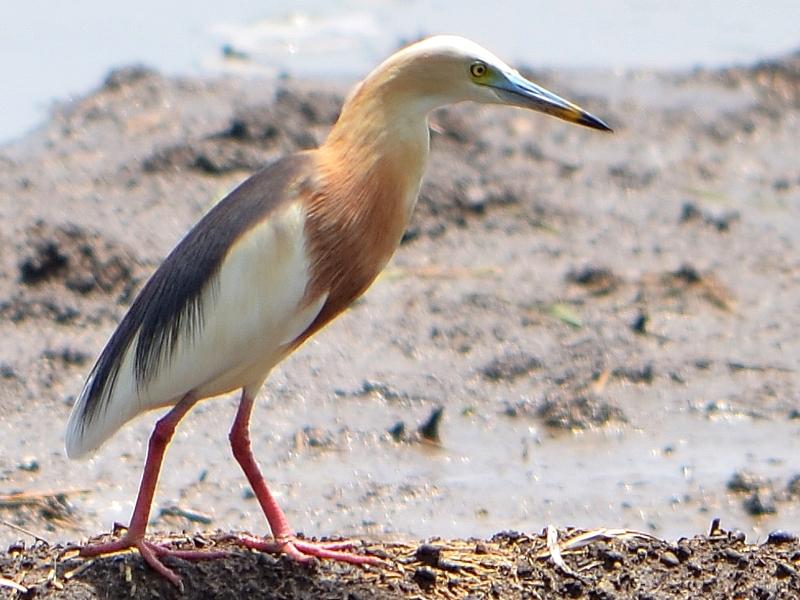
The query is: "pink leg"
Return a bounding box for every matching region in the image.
[79,394,228,589]
[229,390,380,565]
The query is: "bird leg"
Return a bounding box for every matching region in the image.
[78,393,228,588]
[229,390,380,565]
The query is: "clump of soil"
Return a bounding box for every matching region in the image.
[566,265,621,296]
[536,393,626,430]
[143,87,343,174]
[480,351,542,382]
[2,222,139,325]
[17,221,136,298]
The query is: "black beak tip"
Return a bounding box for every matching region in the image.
[579,111,613,132]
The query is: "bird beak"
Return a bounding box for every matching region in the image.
[492,70,612,132]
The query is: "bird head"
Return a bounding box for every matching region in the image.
[368,35,611,132]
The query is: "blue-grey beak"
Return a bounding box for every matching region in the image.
[493,71,612,132]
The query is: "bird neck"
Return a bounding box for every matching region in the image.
[319,74,432,227]
[296,82,433,341]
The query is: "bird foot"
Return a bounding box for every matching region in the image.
[78,534,229,589]
[236,534,383,566]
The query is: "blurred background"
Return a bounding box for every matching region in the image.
[2,0,800,143]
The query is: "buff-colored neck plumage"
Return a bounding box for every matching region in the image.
[319,47,438,226]
[297,47,444,340]
[315,37,494,231]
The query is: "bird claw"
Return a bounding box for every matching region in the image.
[79,535,229,589]
[237,534,383,566]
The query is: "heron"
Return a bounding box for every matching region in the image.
[66,35,611,586]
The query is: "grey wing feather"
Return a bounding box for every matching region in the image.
[70,153,312,440]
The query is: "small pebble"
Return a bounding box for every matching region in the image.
[564,580,583,598]
[413,567,437,589]
[731,530,747,543]
[675,543,692,561]
[388,421,405,442]
[723,548,745,563]
[415,544,441,566]
[598,546,625,566]
[776,561,799,579]
[766,530,798,545]
[515,560,534,578]
[660,551,680,567]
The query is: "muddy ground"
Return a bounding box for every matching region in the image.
[2,525,800,599]
[1,48,800,597]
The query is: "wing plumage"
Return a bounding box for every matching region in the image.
[66,153,319,458]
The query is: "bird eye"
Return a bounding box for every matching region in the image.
[470,62,487,78]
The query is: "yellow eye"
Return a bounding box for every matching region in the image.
[470,61,488,78]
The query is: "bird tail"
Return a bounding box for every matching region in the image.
[65,372,102,458]
[65,367,139,459]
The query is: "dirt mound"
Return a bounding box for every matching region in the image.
[2,526,799,599]
[17,222,136,298]
[2,222,138,325]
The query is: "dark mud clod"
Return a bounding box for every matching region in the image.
[612,363,654,384]
[727,470,766,493]
[786,474,800,496]
[679,201,703,223]
[19,240,67,285]
[17,222,136,298]
[776,561,799,579]
[43,347,90,367]
[631,311,648,334]
[731,530,747,544]
[418,406,444,443]
[679,201,740,231]
[103,65,159,90]
[743,491,778,516]
[388,421,406,442]
[596,543,625,568]
[537,394,626,430]
[413,566,437,589]
[415,544,442,566]
[480,351,542,382]
[563,580,583,598]
[566,265,620,296]
[515,560,534,578]
[722,547,747,564]
[673,264,702,285]
[674,543,692,562]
